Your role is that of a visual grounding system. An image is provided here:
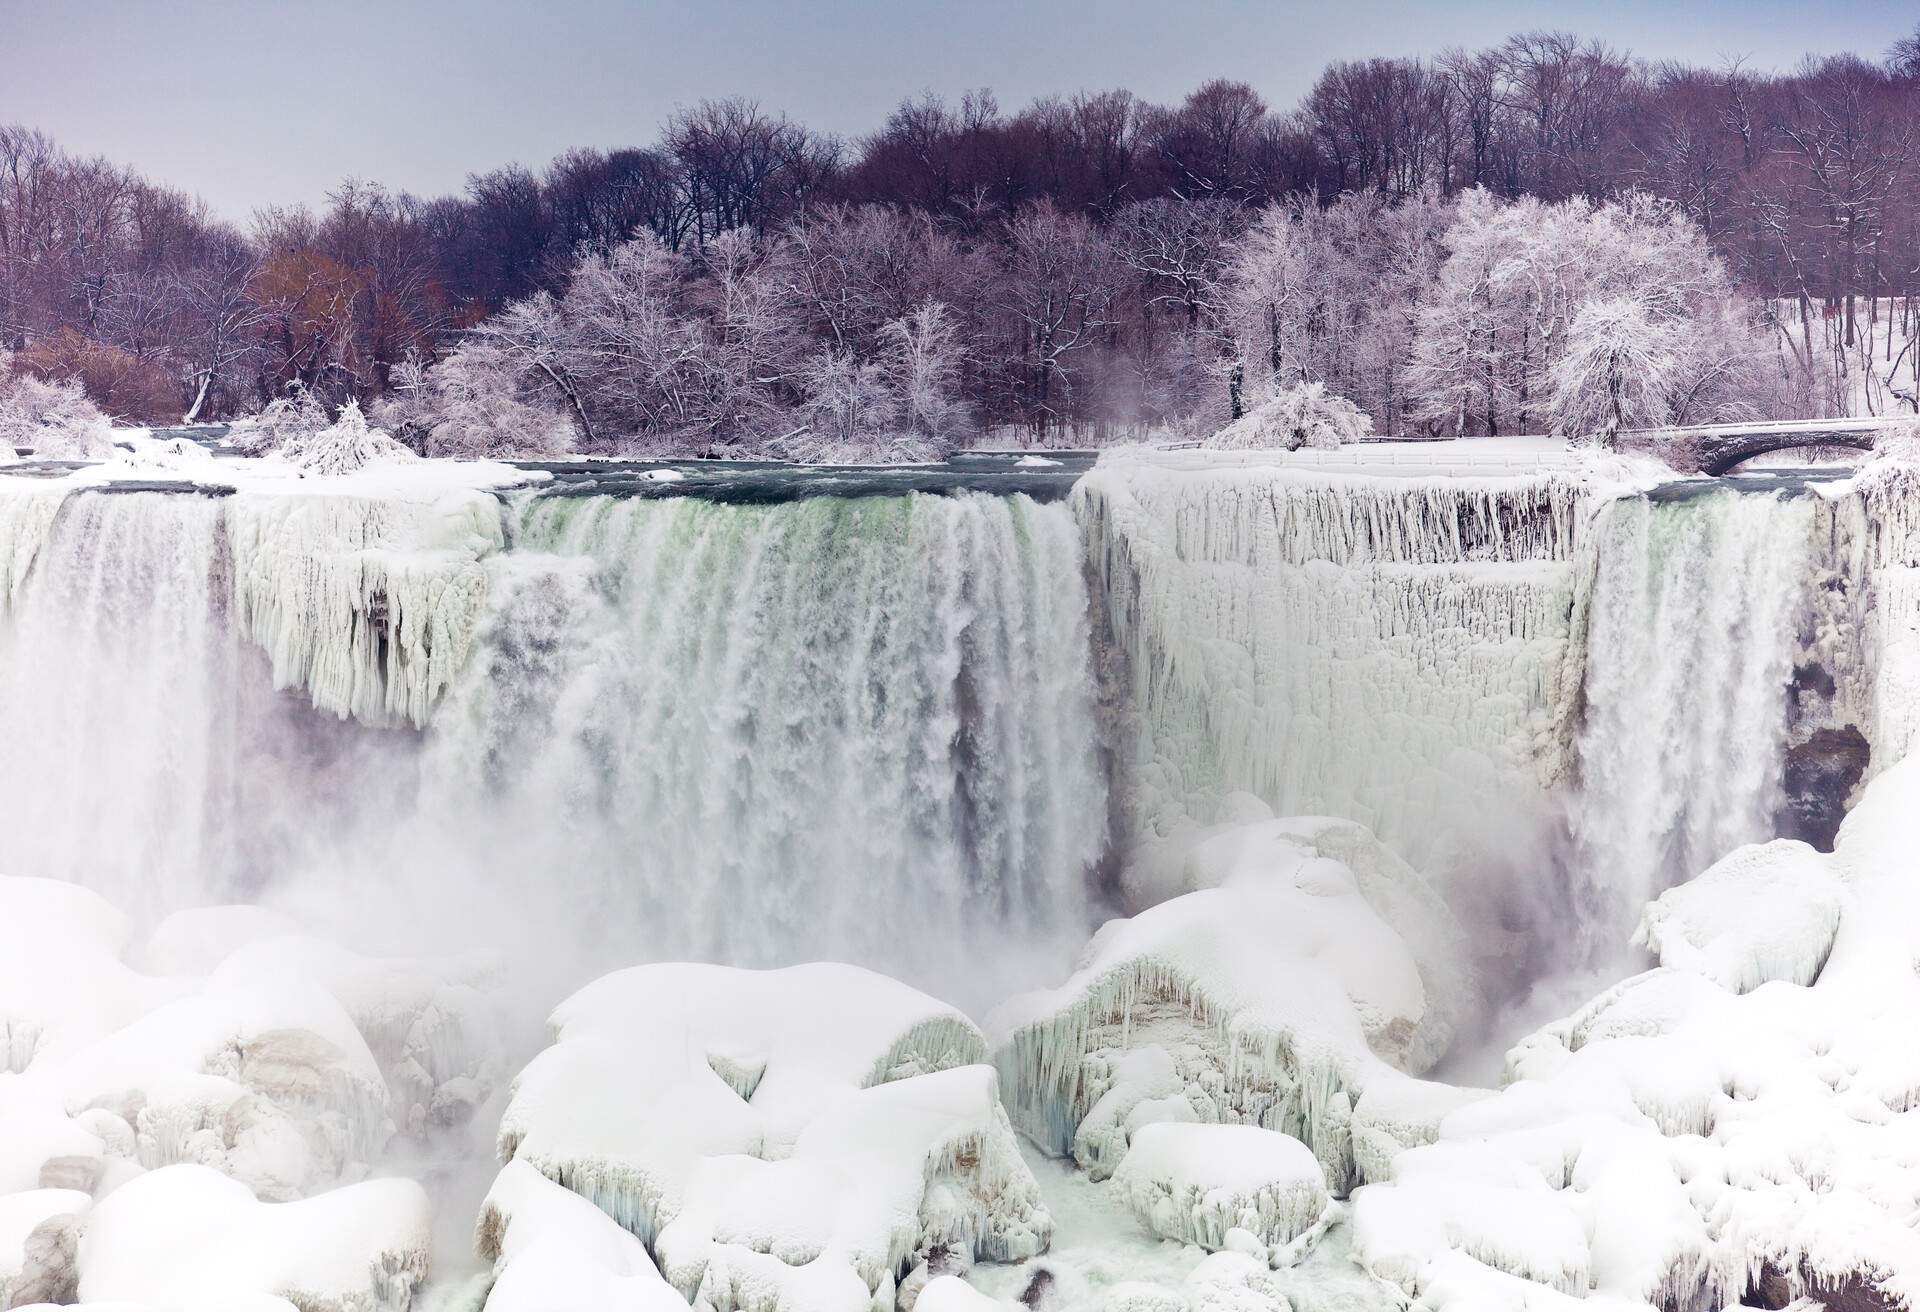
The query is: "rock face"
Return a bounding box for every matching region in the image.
[1779,724,1870,850]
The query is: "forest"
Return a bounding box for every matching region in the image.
[3,25,1919,457]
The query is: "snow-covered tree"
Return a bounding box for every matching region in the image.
[1206,381,1373,450]
[878,301,970,445]
[0,361,117,459]
[373,345,574,459]
[276,398,416,475]
[1410,188,1764,437]
[1548,296,1685,438]
[229,380,331,454]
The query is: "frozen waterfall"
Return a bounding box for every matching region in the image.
[1565,488,1816,954]
[0,482,1104,998]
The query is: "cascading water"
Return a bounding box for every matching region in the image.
[416,491,1107,989]
[0,483,1105,1001]
[1565,487,1816,954]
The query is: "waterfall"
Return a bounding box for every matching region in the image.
[418,491,1106,986]
[0,483,1104,999]
[1074,449,1583,882]
[1565,488,1816,953]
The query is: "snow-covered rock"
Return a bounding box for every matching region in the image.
[1352,754,1920,1310]
[991,816,1465,1192]
[76,1164,430,1311]
[495,962,1050,1312]
[1111,1124,1333,1265]
[477,1160,685,1312]
[499,961,987,1240]
[0,1187,88,1305]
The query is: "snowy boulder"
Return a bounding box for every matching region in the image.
[1348,755,1920,1310]
[477,1161,685,1312]
[76,1164,430,1311]
[655,1065,1049,1312]
[0,1075,114,1196]
[915,1275,1022,1312]
[1631,837,1845,992]
[991,816,1461,1191]
[212,935,503,1142]
[0,877,170,1073]
[52,958,391,1200]
[1111,1124,1334,1265]
[0,1188,89,1306]
[496,963,1048,1312]
[499,961,985,1241]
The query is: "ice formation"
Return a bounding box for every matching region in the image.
[991,813,1467,1194]
[1351,754,1920,1310]
[494,962,1051,1312]
[1566,487,1821,943]
[1074,447,1583,877]
[0,877,534,1311]
[1109,1123,1335,1264]
[0,474,1103,988]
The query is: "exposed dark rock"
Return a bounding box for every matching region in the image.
[1779,724,1871,851]
[1745,1259,1903,1311]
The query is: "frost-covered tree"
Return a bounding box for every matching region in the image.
[1218,192,1450,432]
[228,379,331,454]
[1409,188,1762,436]
[276,398,415,475]
[1206,381,1373,449]
[0,361,116,459]
[373,345,574,459]
[878,302,970,445]
[1548,296,1684,438]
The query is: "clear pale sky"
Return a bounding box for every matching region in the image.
[3,0,1913,221]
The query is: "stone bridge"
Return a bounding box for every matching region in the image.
[1614,417,1906,475]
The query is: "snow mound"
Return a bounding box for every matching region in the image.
[2,883,511,1204]
[1111,1124,1334,1265]
[495,962,1049,1312]
[1352,754,1920,1310]
[657,1066,1048,1312]
[1631,838,1845,992]
[77,1164,429,1311]
[917,1274,1020,1312]
[499,961,986,1240]
[991,816,1464,1192]
[477,1160,685,1312]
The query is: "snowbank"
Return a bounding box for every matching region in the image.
[1110,1123,1334,1264]
[494,962,1050,1312]
[991,814,1468,1193]
[1351,754,1920,1310]
[477,1160,686,1312]
[77,1164,429,1311]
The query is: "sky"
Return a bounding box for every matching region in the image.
[3,0,1914,221]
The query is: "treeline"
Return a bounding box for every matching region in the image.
[2,24,1917,444]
